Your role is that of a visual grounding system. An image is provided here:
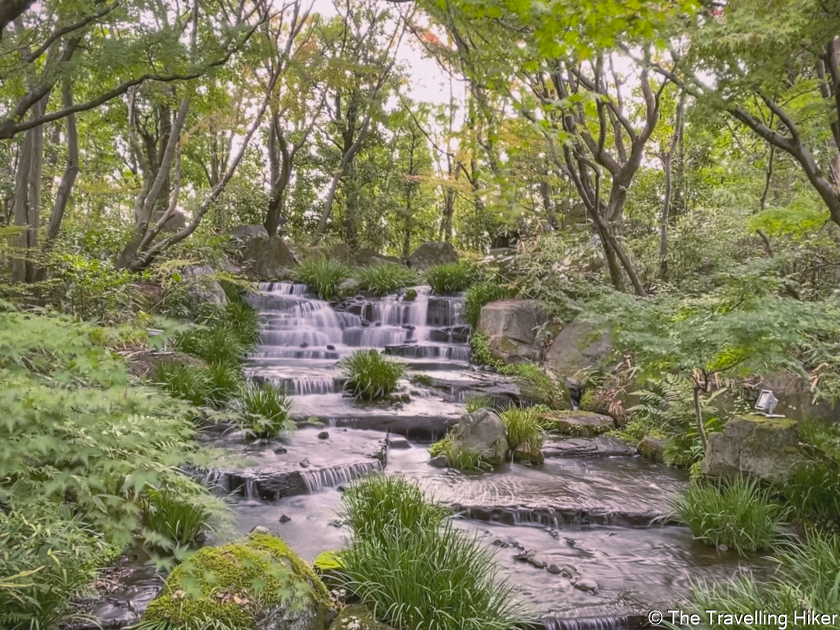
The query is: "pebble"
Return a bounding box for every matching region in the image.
[278,514,291,523]
[250,525,271,534]
[547,564,563,575]
[300,458,310,468]
[274,447,288,454]
[428,454,448,468]
[318,431,330,440]
[574,578,598,593]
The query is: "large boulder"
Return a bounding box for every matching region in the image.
[756,373,840,423]
[477,300,550,364]
[142,531,332,630]
[543,320,612,382]
[242,236,299,280]
[407,242,459,269]
[151,209,187,233]
[231,224,269,243]
[451,408,509,465]
[700,415,814,484]
[182,264,227,306]
[540,410,615,436]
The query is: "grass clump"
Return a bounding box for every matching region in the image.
[341,350,406,400]
[239,380,294,439]
[156,362,215,407]
[338,476,530,630]
[464,281,516,328]
[428,433,489,471]
[672,476,784,554]
[354,264,417,295]
[294,259,351,300]
[424,260,482,294]
[499,407,545,452]
[465,392,492,413]
[781,463,840,532]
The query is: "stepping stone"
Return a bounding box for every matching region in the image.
[541,410,615,436]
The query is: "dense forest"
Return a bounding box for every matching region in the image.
[1,0,839,628]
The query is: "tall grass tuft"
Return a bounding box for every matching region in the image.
[499,407,545,452]
[428,433,489,471]
[672,476,784,554]
[341,350,406,400]
[464,281,516,328]
[465,392,492,413]
[239,380,294,439]
[142,479,230,550]
[354,264,417,295]
[424,261,482,294]
[155,362,215,407]
[782,463,840,531]
[338,476,530,630]
[294,259,351,300]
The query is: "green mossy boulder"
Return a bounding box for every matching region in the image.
[637,436,665,462]
[143,531,332,630]
[541,410,615,436]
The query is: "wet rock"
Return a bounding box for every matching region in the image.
[541,410,615,436]
[478,300,550,363]
[542,435,637,458]
[241,235,298,280]
[387,435,410,449]
[701,415,814,484]
[451,408,509,465]
[638,436,665,462]
[391,402,404,410]
[318,431,330,440]
[251,525,271,534]
[326,345,336,351]
[574,578,599,593]
[543,320,612,382]
[274,446,288,454]
[546,564,563,575]
[300,458,311,468]
[513,442,545,465]
[300,342,310,348]
[404,289,417,301]
[514,549,547,569]
[407,241,459,269]
[89,602,139,627]
[428,454,449,468]
[279,514,292,523]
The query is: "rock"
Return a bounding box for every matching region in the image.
[182,264,228,306]
[131,282,165,310]
[89,602,139,628]
[127,351,207,381]
[513,442,545,465]
[546,564,563,575]
[279,514,291,523]
[318,432,330,440]
[543,320,612,382]
[231,224,269,243]
[151,209,187,233]
[387,435,410,449]
[391,402,404,411]
[242,235,299,280]
[407,241,459,269]
[251,525,272,534]
[330,604,391,630]
[404,289,418,301]
[477,300,550,364]
[542,435,637,458]
[756,373,840,423]
[274,447,288,454]
[450,408,509,466]
[574,578,598,593]
[143,531,332,630]
[638,436,665,462]
[300,458,311,468]
[540,410,615,436]
[338,278,361,296]
[514,549,547,569]
[700,415,814,484]
[428,454,449,468]
[368,255,404,266]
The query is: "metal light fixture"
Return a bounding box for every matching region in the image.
[755,389,779,415]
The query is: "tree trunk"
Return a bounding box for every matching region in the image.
[693,384,708,452]
[659,152,672,282]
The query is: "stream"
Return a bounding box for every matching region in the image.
[207,282,770,628]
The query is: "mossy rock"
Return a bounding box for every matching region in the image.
[313,550,344,590]
[540,410,615,436]
[330,605,392,630]
[638,436,665,462]
[143,531,332,630]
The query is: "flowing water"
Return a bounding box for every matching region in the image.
[202,282,772,627]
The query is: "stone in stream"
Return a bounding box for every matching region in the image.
[428,454,449,468]
[318,431,330,440]
[546,564,563,575]
[513,442,545,465]
[407,241,459,268]
[274,446,288,454]
[542,435,637,458]
[477,300,550,363]
[574,578,599,593]
[300,458,311,468]
[514,549,547,569]
[326,345,336,350]
[540,410,615,437]
[450,408,509,466]
[387,435,410,449]
[638,436,665,461]
[279,514,292,523]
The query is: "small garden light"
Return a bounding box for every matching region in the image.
[754,389,779,415]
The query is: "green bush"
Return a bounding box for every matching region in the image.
[499,407,545,452]
[239,380,294,439]
[338,476,530,630]
[501,363,568,409]
[692,529,840,627]
[672,477,784,554]
[428,433,489,471]
[294,260,351,300]
[469,331,497,367]
[424,261,482,294]
[463,281,516,328]
[354,264,418,295]
[782,463,840,531]
[465,393,492,413]
[341,350,406,400]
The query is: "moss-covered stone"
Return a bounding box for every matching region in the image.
[540,410,615,436]
[638,436,665,462]
[143,531,331,630]
[329,605,391,630]
[313,550,345,591]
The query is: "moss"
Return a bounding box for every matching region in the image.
[143,532,330,628]
[313,550,344,572]
[540,410,614,436]
[733,414,797,430]
[330,605,389,630]
[404,289,417,301]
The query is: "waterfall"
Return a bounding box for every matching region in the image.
[541,618,630,630]
[301,461,383,493]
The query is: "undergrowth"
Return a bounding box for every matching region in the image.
[425,261,482,294]
[294,260,351,300]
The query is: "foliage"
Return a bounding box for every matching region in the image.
[781,463,840,532]
[294,260,352,300]
[353,265,418,295]
[338,476,530,630]
[499,408,545,452]
[238,381,294,439]
[463,281,516,328]
[428,433,489,471]
[672,477,784,555]
[424,261,482,294]
[500,363,568,409]
[142,479,231,551]
[465,393,492,413]
[340,350,406,401]
[469,331,497,367]
[155,362,217,407]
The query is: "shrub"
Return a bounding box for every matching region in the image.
[499,407,545,452]
[239,380,294,439]
[428,433,489,471]
[205,360,244,405]
[338,477,530,630]
[463,281,516,328]
[341,350,406,401]
[354,264,417,295]
[501,363,568,409]
[465,393,492,413]
[781,463,840,531]
[156,362,216,407]
[294,260,351,300]
[672,477,784,554]
[469,331,497,367]
[424,261,482,294]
